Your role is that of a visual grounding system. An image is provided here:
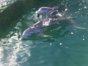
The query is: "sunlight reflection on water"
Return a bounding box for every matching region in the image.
[0,0,17,12]
[6,40,32,66]
[0,31,32,66]
[0,0,88,66]
[0,47,4,60]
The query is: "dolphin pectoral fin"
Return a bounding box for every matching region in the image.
[38,33,50,37]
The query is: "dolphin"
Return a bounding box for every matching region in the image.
[35,4,65,17]
[35,6,86,29]
[35,7,62,18]
[20,6,86,40]
[20,5,66,40]
[20,16,86,40]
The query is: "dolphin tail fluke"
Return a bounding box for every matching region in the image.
[71,20,87,29]
[73,25,87,29]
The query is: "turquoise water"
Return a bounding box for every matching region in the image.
[0,0,88,66]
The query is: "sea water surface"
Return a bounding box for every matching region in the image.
[0,0,88,66]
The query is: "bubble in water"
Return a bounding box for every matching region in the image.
[71,32,73,34]
[50,43,52,45]
[84,6,87,9]
[65,8,68,11]
[79,9,81,10]
[60,43,62,45]
[82,35,84,37]
[82,38,85,40]
[66,47,68,49]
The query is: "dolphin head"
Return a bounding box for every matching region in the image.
[35,7,52,17]
[20,33,30,40]
[19,28,34,40]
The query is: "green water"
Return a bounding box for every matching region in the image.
[0,0,88,66]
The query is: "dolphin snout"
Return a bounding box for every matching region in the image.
[19,35,26,40]
[35,10,42,17]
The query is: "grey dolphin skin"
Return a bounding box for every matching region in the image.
[35,6,86,29]
[35,4,65,17]
[20,5,86,40]
[20,5,66,40]
[20,20,43,40]
[20,17,83,40]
